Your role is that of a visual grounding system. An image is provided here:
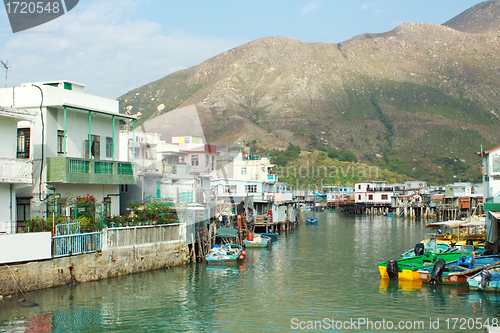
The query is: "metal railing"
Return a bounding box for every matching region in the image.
[118,163,134,175]
[68,159,90,173]
[55,222,81,236]
[94,161,113,174]
[52,232,102,258]
[104,224,181,249]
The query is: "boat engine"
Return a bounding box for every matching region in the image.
[429,258,446,286]
[479,270,492,291]
[386,259,398,279]
[414,243,425,256]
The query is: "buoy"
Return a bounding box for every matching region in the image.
[247,232,253,241]
[241,251,246,256]
[238,255,244,260]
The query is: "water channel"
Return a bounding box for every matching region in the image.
[1,213,499,332]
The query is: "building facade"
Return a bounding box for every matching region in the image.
[0,81,136,230]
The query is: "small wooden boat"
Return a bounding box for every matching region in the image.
[206,244,244,264]
[418,254,500,286]
[306,217,318,224]
[467,263,500,292]
[378,252,463,280]
[244,234,271,248]
[386,213,393,217]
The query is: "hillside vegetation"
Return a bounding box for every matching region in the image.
[119,1,500,184]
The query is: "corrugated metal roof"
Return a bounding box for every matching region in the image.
[430,194,445,200]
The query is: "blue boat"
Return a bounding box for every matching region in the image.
[206,244,244,264]
[467,263,500,292]
[259,233,278,239]
[306,217,318,224]
[418,250,500,285]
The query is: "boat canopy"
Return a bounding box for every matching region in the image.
[425,219,486,229]
[215,228,239,238]
[425,220,467,228]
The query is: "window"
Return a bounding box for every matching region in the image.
[206,154,209,167]
[85,135,100,159]
[382,194,388,200]
[245,185,257,193]
[368,194,373,200]
[241,167,247,175]
[224,185,237,194]
[358,185,361,190]
[184,137,190,143]
[57,130,65,154]
[191,155,199,166]
[17,128,30,158]
[211,156,215,170]
[16,198,31,232]
[358,195,361,200]
[106,137,113,158]
[120,184,129,193]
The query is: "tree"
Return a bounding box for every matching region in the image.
[327,147,339,159]
[338,150,358,162]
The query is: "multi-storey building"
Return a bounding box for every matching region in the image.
[0,80,136,229]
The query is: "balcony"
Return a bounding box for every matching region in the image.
[0,158,33,183]
[46,157,136,185]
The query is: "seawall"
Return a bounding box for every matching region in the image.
[0,240,189,296]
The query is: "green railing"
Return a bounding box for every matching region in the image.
[47,157,136,185]
[118,163,134,175]
[95,161,113,174]
[68,159,89,173]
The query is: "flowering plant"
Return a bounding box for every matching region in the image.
[76,194,95,205]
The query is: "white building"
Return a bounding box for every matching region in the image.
[480,145,500,202]
[0,80,137,228]
[0,106,36,233]
[217,152,277,183]
[354,181,394,205]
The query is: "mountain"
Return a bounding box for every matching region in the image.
[118,1,500,184]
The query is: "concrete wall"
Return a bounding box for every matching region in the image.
[0,232,52,264]
[0,240,189,296]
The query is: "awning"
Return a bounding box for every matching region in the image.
[215,228,239,238]
[430,194,445,200]
[461,219,485,227]
[425,220,466,228]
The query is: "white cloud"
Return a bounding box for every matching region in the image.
[301,0,321,16]
[1,0,244,98]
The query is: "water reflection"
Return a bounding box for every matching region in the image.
[1,213,500,332]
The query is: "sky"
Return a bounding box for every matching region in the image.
[0,0,484,99]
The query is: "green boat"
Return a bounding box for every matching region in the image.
[378,252,463,280]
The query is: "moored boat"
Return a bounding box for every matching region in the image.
[378,252,463,281]
[306,217,318,224]
[467,264,500,292]
[259,232,278,239]
[244,234,271,248]
[206,244,244,264]
[418,253,500,286]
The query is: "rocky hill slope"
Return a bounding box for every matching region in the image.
[119,1,500,184]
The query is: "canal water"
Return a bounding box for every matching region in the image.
[1,213,499,332]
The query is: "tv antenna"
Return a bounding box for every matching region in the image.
[1,60,9,88]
